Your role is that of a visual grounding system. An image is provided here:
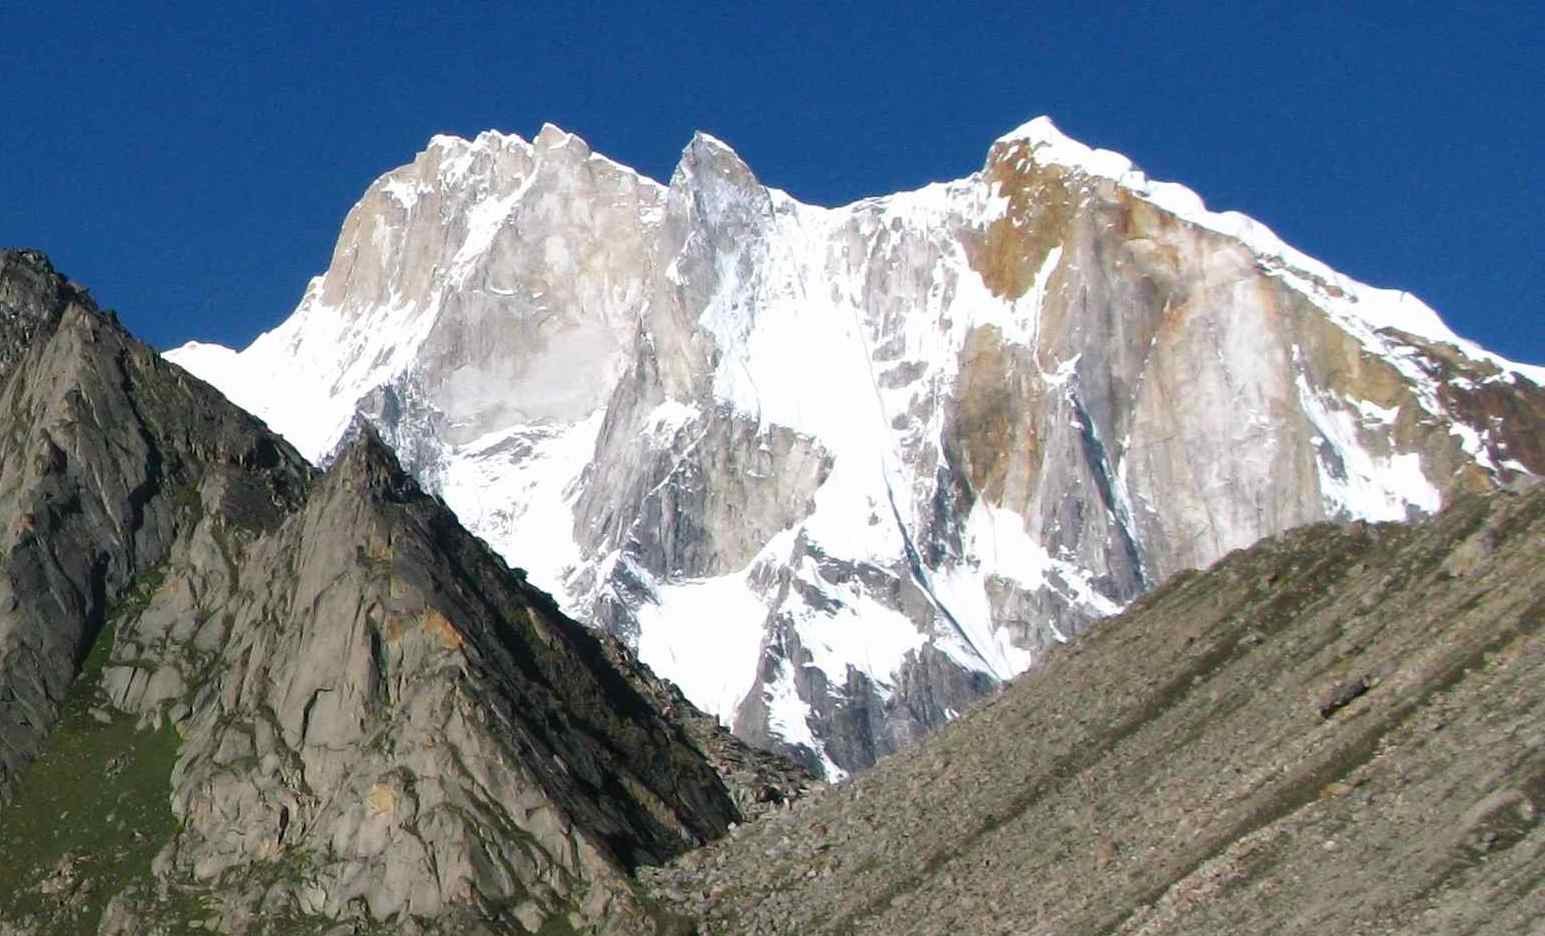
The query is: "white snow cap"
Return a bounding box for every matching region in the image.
[690,130,736,152]
[997,116,1545,385]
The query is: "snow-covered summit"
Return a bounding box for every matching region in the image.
[168,116,1545,778]
[998,116,1545,385]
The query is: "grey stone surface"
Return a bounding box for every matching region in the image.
[166,124,1545,781]
[644,485,1545,934]
[0,250,307,804]
[0,251,810,935]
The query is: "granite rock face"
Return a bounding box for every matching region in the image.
[643,482,1545,934]
[0,250,298,806]
[169,118,1545,777]
[0,250,804,935]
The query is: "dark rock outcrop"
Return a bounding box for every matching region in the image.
[0,250,810,935]
[0,250,306,805]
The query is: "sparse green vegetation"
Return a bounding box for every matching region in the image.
[107,562,168,626]
[0,625,182,935]
[209,520,243,589]
[171,480,202,520]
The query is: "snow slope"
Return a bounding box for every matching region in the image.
[167,116,1545,776]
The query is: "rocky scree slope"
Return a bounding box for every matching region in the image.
[0,249,810,936]
[644,483,1545,935]
[168,119,1545,778]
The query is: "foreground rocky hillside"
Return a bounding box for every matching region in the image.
[644,482,1545,934]
[5,247,1538,935]
[169,117,1545,777]
[0,250,810,936]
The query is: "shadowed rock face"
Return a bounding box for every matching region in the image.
[167,119,1545,779]
[0,250,809,935]
[0,251,306,805]
[643,483,1545,935]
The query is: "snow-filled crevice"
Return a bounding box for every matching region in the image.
[1292,353,1441,521]
[844,251,1006,683]
[1069,389,1147,591]
[881,480,1003,682]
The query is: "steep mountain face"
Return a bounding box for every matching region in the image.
[168,118,1545,778]
[0,250,800,935]
[643,483,1545,935]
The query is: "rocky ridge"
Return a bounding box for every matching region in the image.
[0,250,810,936]
[167,118,1545,778]
[642,482,1545,935]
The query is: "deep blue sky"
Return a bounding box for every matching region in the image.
[3,1,1541,365]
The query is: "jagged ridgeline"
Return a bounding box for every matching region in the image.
[0,250,807,935]
[168,119,1545,780]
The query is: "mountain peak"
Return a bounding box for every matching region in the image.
[534,120,572,143]
[984,120,1544,383]
[534,121,596,160]
[673,128,761,197]
[0,247,92,382]
[993,114,1142,181]
[167,115,1545,782]
[417,129,535,181]
[0,246,57,279]
[688,129,736,153]
[324,416,419,497]
[1,246,67,310]
[996,113,1068,148]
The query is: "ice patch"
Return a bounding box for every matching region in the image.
[970,244,1063,349]
[645,399,700,439]
[1346,395,1400,427]
[380,175,424,210]
[635,569,770,728]
[782,557,929,693]
[1295,371,1442,520]
[449,175,538,285]
[965,502,1123,618]
[923,501,1121,678]
[763,656,846,781]
[1448,422,1497,472]
[437,412,603,602]
[926,563,1034,679]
